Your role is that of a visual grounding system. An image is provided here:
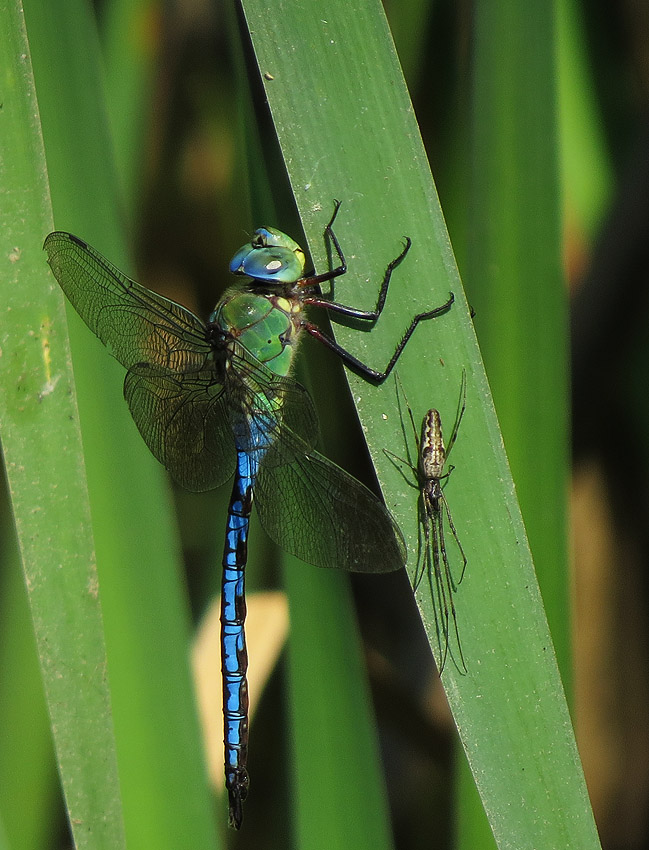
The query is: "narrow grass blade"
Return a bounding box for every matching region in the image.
[0,4,126,846]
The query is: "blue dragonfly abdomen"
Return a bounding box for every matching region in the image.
[219,449,256,827]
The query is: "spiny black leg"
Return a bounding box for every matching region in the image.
[302,202,454,381]
[378,293,455,376]
[302,322,388,381]
[303,292,454,383]
[301,200,347,289]
[324,199,346,273]
[303,238,412,321]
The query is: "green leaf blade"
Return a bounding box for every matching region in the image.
[0,4,126,847]
[237,1,600,847]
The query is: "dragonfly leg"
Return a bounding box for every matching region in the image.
[302,236,412,320]
[300,212,453,382]
[300,200,412,311]
[300,199,348,289]
[302,291,454,383]
[302,204,454,378]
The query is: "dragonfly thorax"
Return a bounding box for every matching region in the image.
[210,286,303,378]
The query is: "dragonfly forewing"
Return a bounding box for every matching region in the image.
[45,232,211,374]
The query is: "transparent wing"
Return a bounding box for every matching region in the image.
[255,437,406,573]
[44,232,210,373]
[122,342,322,493]
[124,367,236,491]
[225,341,321,459]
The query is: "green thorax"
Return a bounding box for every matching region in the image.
[211,286,303,378]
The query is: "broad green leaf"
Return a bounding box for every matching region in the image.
[236,0,601,847]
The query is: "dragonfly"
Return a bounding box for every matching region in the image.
[44,202,454,828]
[386,371,467,673]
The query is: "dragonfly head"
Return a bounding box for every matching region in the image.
[229,227,306,283]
